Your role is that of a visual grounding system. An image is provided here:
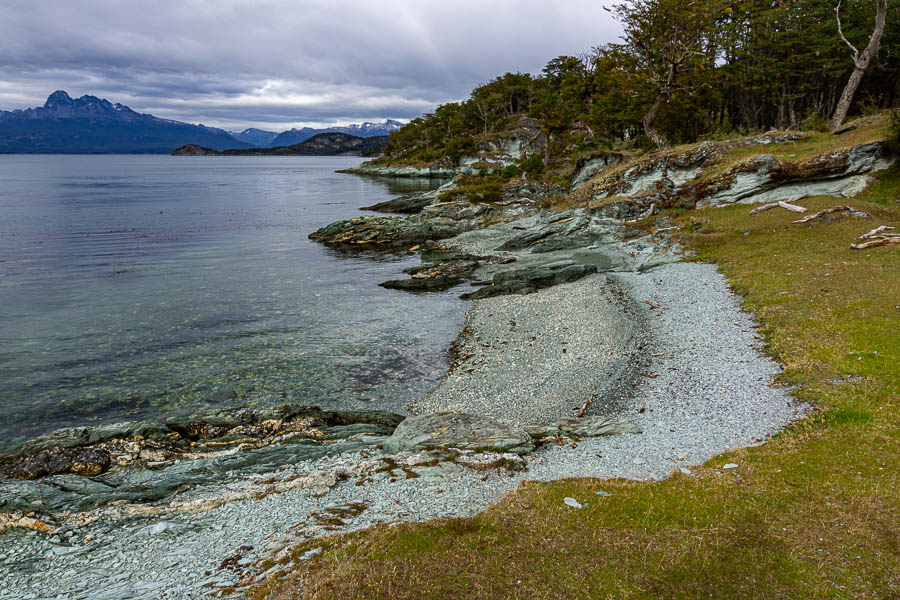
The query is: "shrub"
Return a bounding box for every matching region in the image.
[522,155,544,176]
[501,164,523,178]
[800,111,827,132]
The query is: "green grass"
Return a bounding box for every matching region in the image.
[249,167,899,600]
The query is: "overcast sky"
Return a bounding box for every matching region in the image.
[0,1,621,131]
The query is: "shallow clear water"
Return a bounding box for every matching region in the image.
[0,155,463,450]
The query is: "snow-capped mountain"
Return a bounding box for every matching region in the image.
[0,91,253,154]
[229,128,280,147]
[267,119,404,147]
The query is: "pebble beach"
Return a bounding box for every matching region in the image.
[0,261,808,599]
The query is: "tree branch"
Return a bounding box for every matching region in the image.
[835,0,861,66]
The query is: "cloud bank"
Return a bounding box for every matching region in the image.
[0,0,621,129]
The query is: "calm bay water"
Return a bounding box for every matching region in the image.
[0,155,462,450]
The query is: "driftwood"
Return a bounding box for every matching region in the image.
[778,201,808,213]
[793,205,854,224]
[748,194,808,215]
[575,394,595,418]
[858,225,896,239]
[850,237,900,249]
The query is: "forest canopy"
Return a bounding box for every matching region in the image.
[383,0,899,163]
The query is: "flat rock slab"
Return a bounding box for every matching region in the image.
[383,413,535,455]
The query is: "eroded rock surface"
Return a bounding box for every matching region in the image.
[383,413,535,455]
[460,260,598,300]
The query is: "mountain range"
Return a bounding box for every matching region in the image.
[0,91,404,154]
[257,120,404,147]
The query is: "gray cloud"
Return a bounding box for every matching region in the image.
[0,0,621,130]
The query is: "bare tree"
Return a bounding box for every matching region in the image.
[828,0,888,132]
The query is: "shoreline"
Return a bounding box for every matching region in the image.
[0,260,808,599]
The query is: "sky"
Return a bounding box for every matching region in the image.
[0,0,622,131]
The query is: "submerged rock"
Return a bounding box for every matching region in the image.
[383,413,535,455]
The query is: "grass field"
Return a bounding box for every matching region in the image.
[248,160,898,600]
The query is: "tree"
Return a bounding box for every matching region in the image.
[829,0,889,131]
[612,0,720,147]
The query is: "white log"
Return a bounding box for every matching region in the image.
[793,206,854,224]
[858,225,895,239]
[777,201,808,213]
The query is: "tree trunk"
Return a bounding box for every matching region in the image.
[828,0,888,132]
[643,91,670,148]
[644,62,677,148]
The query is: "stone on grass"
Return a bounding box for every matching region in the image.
[723,463,739,470]
[563,497,583,509]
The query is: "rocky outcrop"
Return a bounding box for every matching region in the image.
[310,191,540,249]
[383,413,535,455]
[339,162,459,178]
[499,180,564,205]
[457,118,546,175]
[362,189,440,214]
[696,141,893,207]
[308,213,464,247]
[0,407,403,514]
[498,209,624,253]
[571,151,624,190]
[585,135,894,218]
[460,260,598,300]
[0,405,403,481]
[380,252,514,292]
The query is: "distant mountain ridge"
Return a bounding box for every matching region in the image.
[0,91,254,154]
[0,91,405,154]
[268,120,403,147]
[172,132,389,157]
[229,128,280,147]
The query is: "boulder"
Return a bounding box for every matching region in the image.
[383,413,535,455]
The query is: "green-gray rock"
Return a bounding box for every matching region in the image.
[383,413,535,455]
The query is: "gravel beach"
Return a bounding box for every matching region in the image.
[0,262,807,600]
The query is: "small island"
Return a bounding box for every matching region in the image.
[172,131,388,156]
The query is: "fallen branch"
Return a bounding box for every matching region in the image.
[850,237,900,249]
[778,200,808,213]
[637,372,659,379]
[575,394,595,418]
[748,202,780,215]
[793,205,854,224]
[748,194,808,215]
[858,225,896,240]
